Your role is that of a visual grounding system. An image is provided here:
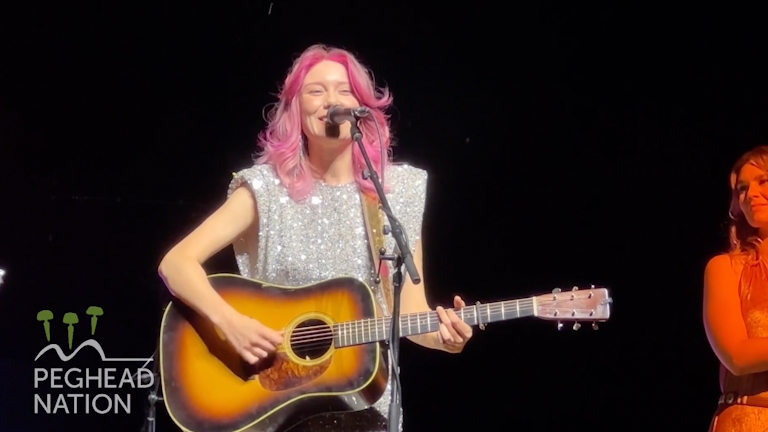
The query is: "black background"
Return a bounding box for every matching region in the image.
[2,2,767,431]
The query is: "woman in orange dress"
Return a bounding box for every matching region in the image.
[704,145,768,431]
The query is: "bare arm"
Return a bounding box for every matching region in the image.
[398,238,437,348]
[158,186,256,326]
[703,253,768,375]
[399,237,470,352]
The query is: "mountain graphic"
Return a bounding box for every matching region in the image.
[34,339,153,363]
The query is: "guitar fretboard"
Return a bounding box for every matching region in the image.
[331,298,535,348]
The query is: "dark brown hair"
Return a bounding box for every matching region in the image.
[729,145,768,257]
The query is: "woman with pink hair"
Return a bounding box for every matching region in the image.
[158,44,473,431]
[704,145,768,431]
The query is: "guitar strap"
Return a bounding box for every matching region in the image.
[359,191,394,313]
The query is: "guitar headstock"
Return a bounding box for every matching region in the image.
[534,286,612,330]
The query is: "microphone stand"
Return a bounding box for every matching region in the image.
[138,286,169,432]
[349,119,420,432]
[140,348,161,432]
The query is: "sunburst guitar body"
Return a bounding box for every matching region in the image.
[159,274,612,432]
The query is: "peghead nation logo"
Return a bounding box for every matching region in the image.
[33,306,154,415]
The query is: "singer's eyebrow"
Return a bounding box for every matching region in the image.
[737,173,768,188]
[745,173,768,182]
[303,80,350,88]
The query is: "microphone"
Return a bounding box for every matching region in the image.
[326,105,371,125]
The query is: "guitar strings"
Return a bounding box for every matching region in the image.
[284,300,546,349]
[284,298,603,349]
[287,304,538,352]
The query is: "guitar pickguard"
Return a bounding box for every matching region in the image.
[256,352,331,391]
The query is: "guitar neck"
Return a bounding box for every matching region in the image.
[332,298,534,348]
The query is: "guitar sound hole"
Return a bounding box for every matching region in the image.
[290,319,333,361]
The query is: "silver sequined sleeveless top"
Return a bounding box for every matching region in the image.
[227,162,427,432]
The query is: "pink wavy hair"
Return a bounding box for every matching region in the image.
[728,145,768,258]
[255,44,394,201]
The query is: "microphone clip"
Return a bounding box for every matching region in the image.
[326,105,371,126]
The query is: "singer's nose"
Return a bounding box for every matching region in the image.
[324,95,340,108]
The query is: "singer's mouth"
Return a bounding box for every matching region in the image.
[318,115,327,122]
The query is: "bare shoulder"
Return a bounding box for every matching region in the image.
[706,254,734,272]
[704,253,741,289]
[161,171,261,265]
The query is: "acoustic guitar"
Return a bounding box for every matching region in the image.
[159,274,612,432]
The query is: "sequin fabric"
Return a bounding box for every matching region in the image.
[227,163,428,432]
[712,255,768,431]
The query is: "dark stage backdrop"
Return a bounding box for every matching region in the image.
[2,2,768,431]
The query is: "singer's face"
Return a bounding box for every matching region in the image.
[737,162,768,228]
[299,60,360,142]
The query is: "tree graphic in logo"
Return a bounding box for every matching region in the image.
[87,306,103,335]
[34,307,152,363]
[36,308,102,347]
[37,310,53,342]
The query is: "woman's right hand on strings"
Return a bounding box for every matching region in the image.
[218,311,284,364]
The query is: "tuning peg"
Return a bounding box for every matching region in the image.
[557,321,563,330]
[573,322,581,330]
[572,286,578,291]
[592,321,599,330]
[552,288,561,293]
